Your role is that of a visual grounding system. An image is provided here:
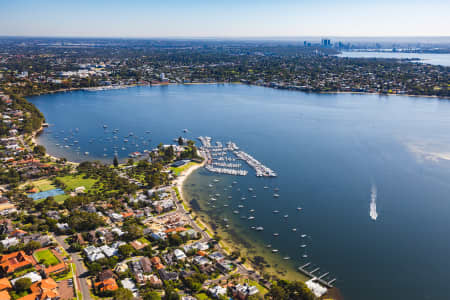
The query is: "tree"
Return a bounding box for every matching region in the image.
[114,288,134,300]
[23,241,41,254]
[33,144,46,156]
[88,262,102,275]
[266,280,315,300]
[143,291,161,300]
[177,136,183,145]
[118,244,135,258]
[164,285,180,300]
[113,156,119,168]
[14,278,32,293]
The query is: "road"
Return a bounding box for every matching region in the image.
[54,235,92,300]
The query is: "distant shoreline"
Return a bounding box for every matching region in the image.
[26,81,449,101]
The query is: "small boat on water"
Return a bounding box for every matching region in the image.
[272,249,279,253]
[266,244,271,248]
[300,244,307,248]
[256,226,264,231]
[273,194,280,198]
[249,209,255,213]
[232,181,238,184]
[223,204,229,207]
[233,210,239,214]
[208,184,213,187]
[248,187,254,192]
[292,228,297,232]
[264,186,269,189]
[273,210,280,214]
[103,124,107,128]
[227,196,232,199]
[252,195,256,198]
[302,254,308,258]
[237,204,244,208]
[215,193,220,197]
[297,207,303,211]
[84,152,89,156]
[241,197,246,200]
[273,233,279,237]
[284,214,289,218]
[283,257,291,260]
[213,179,220,183]
[301,234,307,238]
[248,216,255,220]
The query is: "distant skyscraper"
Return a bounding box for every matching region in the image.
[321,38,331,47]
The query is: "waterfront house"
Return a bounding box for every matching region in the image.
[232,283,259,299]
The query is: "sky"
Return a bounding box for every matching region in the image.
[0,0,449,38]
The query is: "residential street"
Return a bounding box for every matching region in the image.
[54,235,92,300]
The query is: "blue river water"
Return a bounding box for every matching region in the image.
[337,51,450,67]
[30,84,450,299]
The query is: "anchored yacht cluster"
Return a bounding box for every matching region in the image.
[198,136,277,177]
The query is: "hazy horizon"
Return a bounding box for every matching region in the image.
[1,0,449,38]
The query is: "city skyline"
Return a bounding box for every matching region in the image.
[0,0,449,38]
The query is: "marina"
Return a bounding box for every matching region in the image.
[198,136,277,177]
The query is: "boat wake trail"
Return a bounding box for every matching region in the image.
[370,184,378,221]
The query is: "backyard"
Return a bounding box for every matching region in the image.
[34,249,60,267]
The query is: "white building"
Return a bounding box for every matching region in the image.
[209,285,227,298]
[173,249,187,261]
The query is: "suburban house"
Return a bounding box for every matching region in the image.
[0,251,36,275]
[95,278,119,293]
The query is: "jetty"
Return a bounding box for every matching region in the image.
[234,150,277,177]
[297,263,336,288]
